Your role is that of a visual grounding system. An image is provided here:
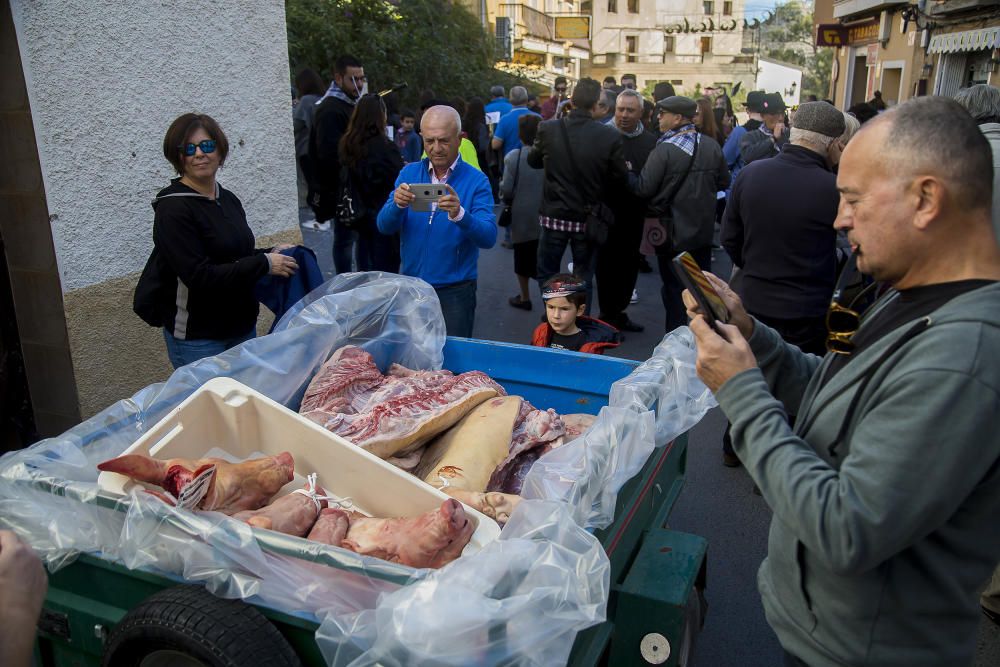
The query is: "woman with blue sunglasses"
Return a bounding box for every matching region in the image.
[133,113,298,369]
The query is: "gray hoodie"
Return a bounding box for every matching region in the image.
[716,282,1000,666]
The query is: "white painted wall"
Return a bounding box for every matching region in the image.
[757,58,804,105]
[10,0,298,292]
[592,0,747,57]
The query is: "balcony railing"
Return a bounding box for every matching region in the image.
[499,2,590,49]
[500,3,555,41]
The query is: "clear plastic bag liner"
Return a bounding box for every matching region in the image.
[0,274,715,666]
[609,327,717,448]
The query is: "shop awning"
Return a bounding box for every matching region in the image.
[928,26,1000,54]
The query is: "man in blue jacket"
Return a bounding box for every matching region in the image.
[688,96,1000,667]
[377,105,497,337]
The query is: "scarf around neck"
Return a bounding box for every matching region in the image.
[614,120,646,138]
[317,81,358,106]
[657,123,699,156]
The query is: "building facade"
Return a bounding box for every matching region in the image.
[815,0,1000,108]
[757,57,805,105]
[2,0,299,436]
[587,0,756,95]
[463,0,590,86]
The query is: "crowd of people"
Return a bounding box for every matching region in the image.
[289,60,998,666]
[116,51,1000,665]
[285,61,917,355]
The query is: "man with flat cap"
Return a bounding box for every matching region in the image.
[630,96,730,331]
[740,92,790,165]
[717,101,845,465]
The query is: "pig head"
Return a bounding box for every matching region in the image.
[97,452,294,514]
[330,499,474,569]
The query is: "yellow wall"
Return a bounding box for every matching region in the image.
[64,229,300,419]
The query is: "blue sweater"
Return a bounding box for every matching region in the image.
[377,157,497,287]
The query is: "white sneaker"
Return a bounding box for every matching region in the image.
[315,220,331,231]
[567,262,574,273]
[630,289,639,304]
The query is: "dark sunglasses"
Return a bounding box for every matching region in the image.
[555,86,567,92]
[179,140,217,156]
[826,254,878,354]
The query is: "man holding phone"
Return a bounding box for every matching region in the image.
[685,97,1000,667]
[378,105,496,337]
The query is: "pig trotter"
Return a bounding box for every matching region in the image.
[441,487,521,526]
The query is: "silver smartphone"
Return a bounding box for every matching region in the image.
[405,184,447,212]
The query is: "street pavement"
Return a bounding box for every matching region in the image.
[298,214,1000,667]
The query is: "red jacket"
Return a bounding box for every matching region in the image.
[531,316,621,355]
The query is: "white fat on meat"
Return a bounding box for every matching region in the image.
[300,346,506,460]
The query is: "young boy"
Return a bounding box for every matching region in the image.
[531,274,621,354]
[395,110,423,164]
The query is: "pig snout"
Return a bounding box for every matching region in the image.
[441,498,470,534]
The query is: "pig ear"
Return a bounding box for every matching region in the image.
[97,454,168,484]
[275,451,294,473]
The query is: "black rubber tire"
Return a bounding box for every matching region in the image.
[101,585,302,667]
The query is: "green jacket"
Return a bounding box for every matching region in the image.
[716,282,1000,666]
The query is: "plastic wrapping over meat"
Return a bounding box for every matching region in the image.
[0,272,716,666]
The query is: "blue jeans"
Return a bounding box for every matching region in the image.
[162,328,255,370]
[332,218,358,274]
[536,226,597,315]
[435,280,477,338]
[357,228,401,273]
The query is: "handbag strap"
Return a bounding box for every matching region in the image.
[512,147,521,191]
[557,119,600,214]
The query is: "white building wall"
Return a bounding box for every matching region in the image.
[10,0,298,292]
[593,0,748,59]
[756,58,804,105]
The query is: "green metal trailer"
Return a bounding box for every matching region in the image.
[27,338,708,667]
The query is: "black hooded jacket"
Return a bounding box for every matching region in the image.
[133,179,269,340]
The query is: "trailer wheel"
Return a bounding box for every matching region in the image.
[101,585,302,667]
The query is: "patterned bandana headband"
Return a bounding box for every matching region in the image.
[542,278,587,300]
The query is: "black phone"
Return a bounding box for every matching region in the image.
[672,252,730,332]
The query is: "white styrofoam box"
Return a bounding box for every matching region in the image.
[97,377,500,556]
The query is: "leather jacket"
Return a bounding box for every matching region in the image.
[527,109,629,221]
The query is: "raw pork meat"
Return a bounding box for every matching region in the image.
[485,402,564,493]
[234,480,327,537]
[300,346,505,459]
[416,396,522,493]
[307,499,474,569]
[442,488,521,526]
[307,507,351,545]
[487,413,596,495]
[97,452,294,514]
[299,346,384,414]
